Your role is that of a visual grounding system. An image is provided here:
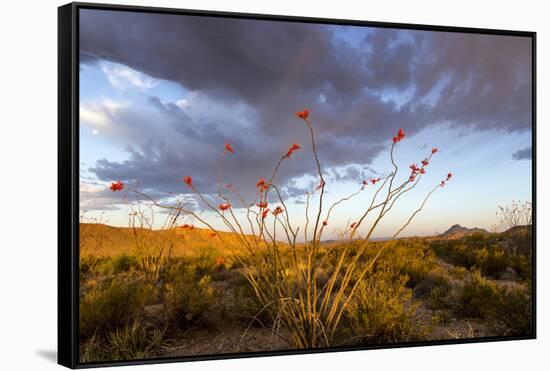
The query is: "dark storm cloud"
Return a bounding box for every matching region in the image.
[512,146,532,161]
[79,9,532,201]
[80,10,366,105]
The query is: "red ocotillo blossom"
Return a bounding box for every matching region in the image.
[295,109,309,119]
[225,143,235,154]
[256,178,266,188]
[447,172,453,180]
[109,181,124,192]
[256,177,269,192]
[257,201,268,209]
[392,128,406,143]
[219,203,231,212]
[284,143,301,159]
[183,176,193,188]
[350,222,357,229]
[273,206,284,216]
[432,147,438,154]
[410,163,420,173]
[371,178,380,185]
[362,180,369,186]
[419,168,426,174]
[397,128,405,139]
[322,221,328,226]
[421,159,429,167]
[262,208,270,219]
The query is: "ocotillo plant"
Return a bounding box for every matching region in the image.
[108,109,453,348]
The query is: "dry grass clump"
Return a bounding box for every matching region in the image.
[81,321,166,362]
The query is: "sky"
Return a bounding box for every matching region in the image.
[78,8,533,239]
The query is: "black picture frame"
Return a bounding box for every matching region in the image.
[58,2,537,368]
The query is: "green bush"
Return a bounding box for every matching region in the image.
[164,263,217,328]
[425,277,453,310]
[432,234,531,281]
[432,241,477,269]
[80,276,153,338]
[508,253,533,281]
[111,254,138,274]
[191,246,221,275]
[456,270,532,335]
[341,268,423,344]
[375,239,437,288]
[456,270,501,318]
[474,246,508,277]
[497,285,532,335]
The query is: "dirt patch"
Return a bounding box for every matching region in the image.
[160,326,290,358]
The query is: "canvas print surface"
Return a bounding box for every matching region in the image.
[78,8,534,363]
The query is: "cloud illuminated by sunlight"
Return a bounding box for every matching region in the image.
[101,61,159,91]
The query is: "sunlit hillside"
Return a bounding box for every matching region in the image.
[80,223,257,258]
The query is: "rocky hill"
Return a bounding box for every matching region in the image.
[438,224,489,239]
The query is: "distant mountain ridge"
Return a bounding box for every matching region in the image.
[79,223,255,258]
[438,224,489,239]
[80,223,494,258]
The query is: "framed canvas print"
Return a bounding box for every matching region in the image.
[58,2,536,368]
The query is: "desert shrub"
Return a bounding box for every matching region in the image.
[191,246,220,275]
[80,276,153,338]
[164,263,216,328]
[432,235,529,280]
[456,270,532,335]
[496,285,532,336]
[340,269,422,344]
[474,246,508,277]
[80,256,101,278]
[424,276,453,310]
[507,253,533,281]
[81,322,165,362]
[456,270,501,318]
[128,207,182,282]
[449,265,468,280]
[111,254,138,274]
[107,321,166,361]
[80,333,107,363]
[222,268,265,324]
[497,201,532,254]
[463,233,491,249]
[431,309,452,325]
[432,241,477,269]
[373,239,437,288]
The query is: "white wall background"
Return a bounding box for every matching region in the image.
[0,0,547,369]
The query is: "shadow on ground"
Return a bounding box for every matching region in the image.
[36,350,57,363]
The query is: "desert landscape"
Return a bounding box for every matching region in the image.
[78,112,533,362]
[79,218,532,362]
